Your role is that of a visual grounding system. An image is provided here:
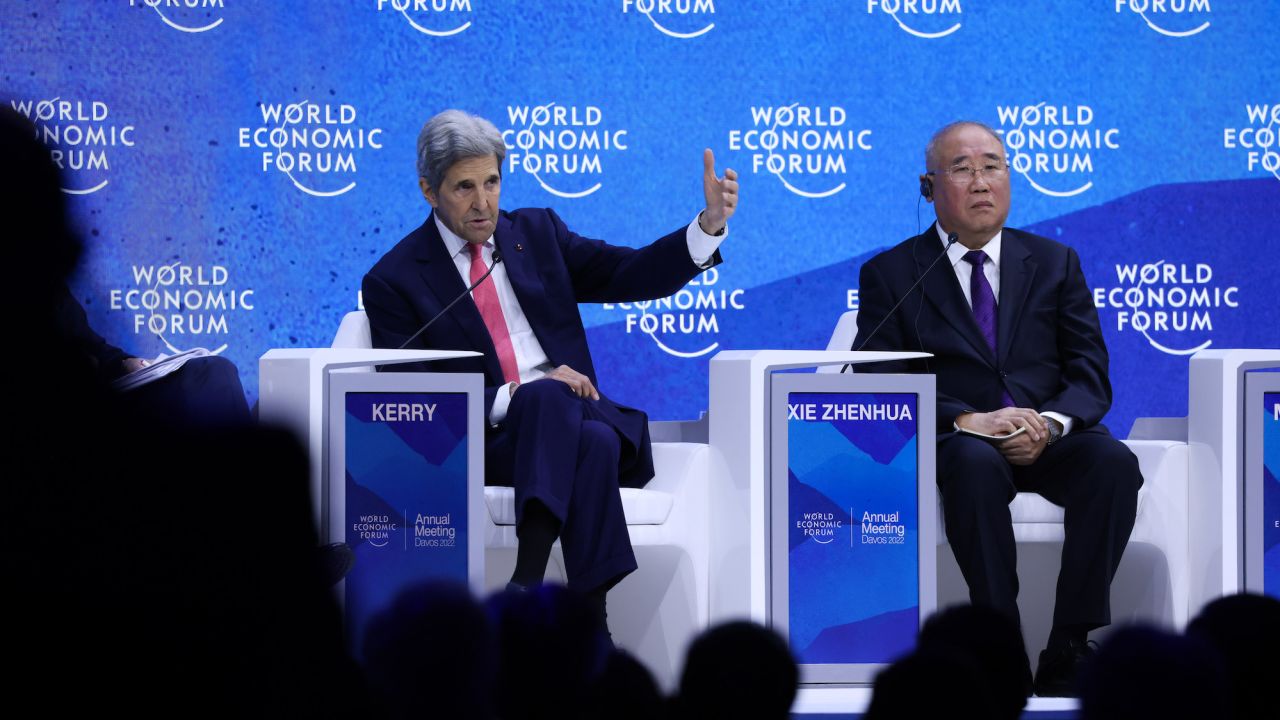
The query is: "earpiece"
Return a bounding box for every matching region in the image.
[919,175,933,200]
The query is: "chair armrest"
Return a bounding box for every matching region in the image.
[649,414,709,443]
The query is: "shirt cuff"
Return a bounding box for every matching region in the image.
[687,212,727,269]
[1040,411,1074,437]
[489,382,517,425]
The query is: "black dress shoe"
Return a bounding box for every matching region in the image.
[1033,639,1097,697]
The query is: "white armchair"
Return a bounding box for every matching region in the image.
[825,310,1191,655]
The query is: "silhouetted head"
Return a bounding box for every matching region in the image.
[587,649,665,720]
[1079,625,1228,720]
[674,620,798,720]
[0,105,82,308]
[364,580,497,720]
[1187,592,1280,719]
[918,603,1030,718]
[486,583,611,719]
[865,647,996,720]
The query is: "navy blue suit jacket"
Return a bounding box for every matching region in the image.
[853,226,1112,434]
[362,206,721,423]
[55,282,129,381]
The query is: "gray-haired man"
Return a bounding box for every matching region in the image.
[363,109,738,628]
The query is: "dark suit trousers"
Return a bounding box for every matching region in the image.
[119,356,252,429]
[484,379,642,593]
[937,425,1142,634]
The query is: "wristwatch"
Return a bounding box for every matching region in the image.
[1043,416,1063,444]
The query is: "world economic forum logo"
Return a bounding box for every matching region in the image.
[602,267,745,359]
[10,97,135,196]
[1114,0,1211,38]
[997,102,1120,198]
[376,0,474,37]
[867,0,962,39]
[728,104,872,199]
[797,510,842,545]
[353,514,397,548]
[1223,104,1280,183]
[500,103,628,199]
[621,0,716,39]
[108,261,256,356]
[237,100,384,198]
[127,0,226,33]
[1093,260,1240,356]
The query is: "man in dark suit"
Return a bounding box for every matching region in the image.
[362,110,738,626]
[853,121,1142,696]
[4,105,365,716]
[52,281,252,428]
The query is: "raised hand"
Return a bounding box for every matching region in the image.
[699,148,738,235]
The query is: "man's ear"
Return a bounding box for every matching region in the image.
[419,177,437,207]
[918,174,933,202]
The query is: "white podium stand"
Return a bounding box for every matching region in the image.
[708,350,932,684]
[1188,349,1280,614]
[259,348,479,531]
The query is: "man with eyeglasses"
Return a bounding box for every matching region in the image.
[853,121,1142,697]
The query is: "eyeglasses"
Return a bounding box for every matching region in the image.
[928,162,1009,185]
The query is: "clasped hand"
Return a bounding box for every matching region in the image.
[957,407,1049,466]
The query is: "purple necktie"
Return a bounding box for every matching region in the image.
[963,250,1015,408]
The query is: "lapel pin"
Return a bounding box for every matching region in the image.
[515,243,524,252]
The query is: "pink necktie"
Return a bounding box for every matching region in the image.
[467,243,520,385]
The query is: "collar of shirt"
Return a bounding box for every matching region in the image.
[937,221,1003,305]
[936,221,1002,270]
[434,213,495,263]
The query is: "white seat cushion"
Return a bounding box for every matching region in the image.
[1009,477,1151,525]
[485,441,703,527]
[485,486,675,526]
[1009,493,1066,524]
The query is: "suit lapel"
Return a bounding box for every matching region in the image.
[413,215,502,377]
[915,228,998,367]
[996,229,1036,366]
[492,215,557,361]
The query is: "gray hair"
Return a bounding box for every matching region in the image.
[924,120,1004,170]
[416,109,506,191]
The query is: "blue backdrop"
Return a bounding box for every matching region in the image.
[4,1,1278,434]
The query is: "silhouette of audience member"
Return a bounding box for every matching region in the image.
[1,105,250,430]
[1186,592,1280,720]
[586,649,666,720]
[671,621,798,720]
[4,104,364,716]
[1078,625,1228,720]
[916,604,1031,719]
[486,583,613,719]
[363,581,498,720]
[1,108,83,357]
[864,647,996,720]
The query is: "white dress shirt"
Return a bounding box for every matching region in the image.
[437,213,727,425]
[937,222,1073,437]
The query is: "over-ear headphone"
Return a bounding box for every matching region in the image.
[919,174,933,200]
